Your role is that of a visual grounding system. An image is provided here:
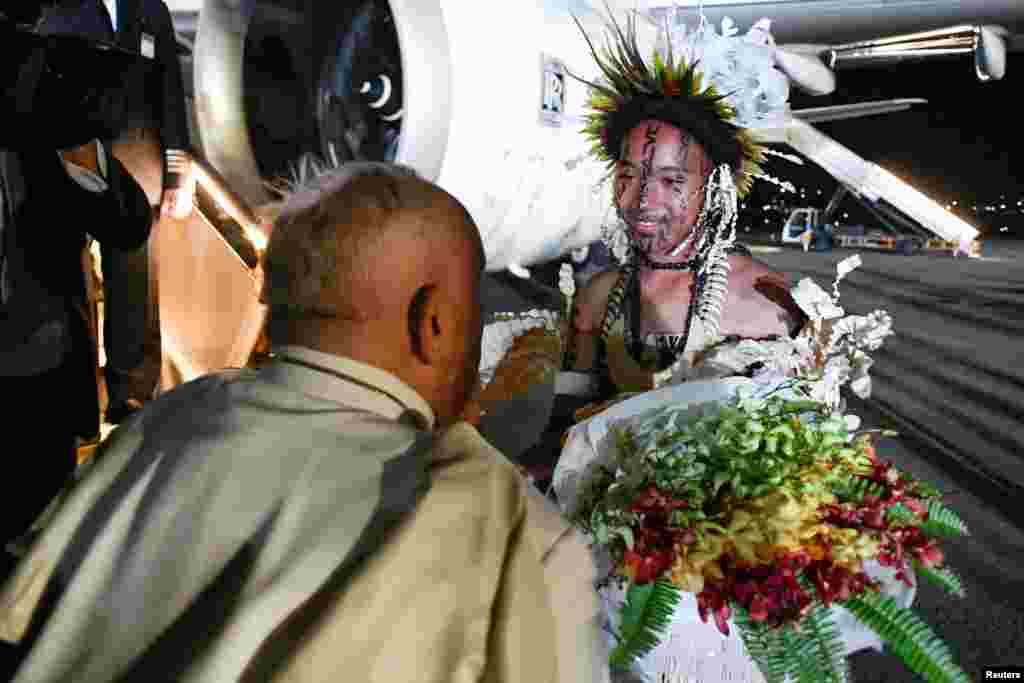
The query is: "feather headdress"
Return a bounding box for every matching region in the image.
[569,5,790,198]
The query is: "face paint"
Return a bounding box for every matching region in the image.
[615,121,710,262]
[615,135,632,205]
[638,124,659,206]
[633,124,661,254]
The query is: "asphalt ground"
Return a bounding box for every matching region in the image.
[749,241,1024,681]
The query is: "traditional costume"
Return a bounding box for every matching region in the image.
[550,10,915,681]
[565,5,796,395]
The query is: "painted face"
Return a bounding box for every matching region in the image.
[614,120,710,260]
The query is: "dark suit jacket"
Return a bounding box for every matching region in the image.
[0,148,152,437]
[37,0,190,187]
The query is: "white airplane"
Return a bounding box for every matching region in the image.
[120,0,1021,387]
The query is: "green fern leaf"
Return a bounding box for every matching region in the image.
[779,626,819,683]
[609,579,683,670]
[913,560,966,598]
[885,502,920,527]
[801,604,851,683]
[734,609,790,683]
[843,590,970,683]
[921,500,969,537]
[831,476,886,505]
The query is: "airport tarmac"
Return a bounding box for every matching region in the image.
[751,241,1024,681]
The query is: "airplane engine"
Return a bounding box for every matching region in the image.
[193,0,660,273]
[148,0,658,390]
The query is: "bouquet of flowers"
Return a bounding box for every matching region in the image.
[565,257,970,683]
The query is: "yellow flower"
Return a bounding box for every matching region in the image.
[728,509,754,532]
[671,568,705,593]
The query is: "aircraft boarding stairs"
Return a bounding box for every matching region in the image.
[77,144,271,467]
[757,115,981,247]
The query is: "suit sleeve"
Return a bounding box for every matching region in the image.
[150,0,190,188]
[73,154,153,249]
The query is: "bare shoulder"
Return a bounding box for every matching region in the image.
[728,253,788,288]
[721,254,797,337]
[574,269,621,333]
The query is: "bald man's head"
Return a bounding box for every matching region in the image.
[261,161,485,426]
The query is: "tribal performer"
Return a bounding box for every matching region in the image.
[550,12,915,682]
[567,7,804,397]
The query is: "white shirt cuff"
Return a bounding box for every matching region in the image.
[59,141,108,193]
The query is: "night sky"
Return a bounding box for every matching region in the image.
[743,52,1023,238]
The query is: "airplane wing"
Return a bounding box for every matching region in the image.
[791,99,928,124]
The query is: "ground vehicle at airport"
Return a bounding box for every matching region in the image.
[780,207,926,254]
[779,198,979,255]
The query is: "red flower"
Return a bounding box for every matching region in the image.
[623,548,674,584]
[903,498,927,517]
[863,507,886,529]
[630,486,690,514]
[748,595,770,623]
[914,542,944,567]
[808,562,873,606]
[714,604,732,636]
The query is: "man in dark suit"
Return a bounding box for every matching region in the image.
[35,0,192,422]
[0,139,152,548]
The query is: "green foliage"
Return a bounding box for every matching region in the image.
[799,604,851,683]
[604,396,856,515]
[574,390,967,682]
[830,475,886,505]
[913,560,966,599]
[734,608,791,683]
[739,576,851,683]
[609,579,683,671]
[921,500,969,538]
[736,605,850,683]
[781,625,820,683]
[902,473,943,500]
[885,502,921,527]
[843,590,970,683]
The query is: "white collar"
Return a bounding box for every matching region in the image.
[58,141,108,193]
